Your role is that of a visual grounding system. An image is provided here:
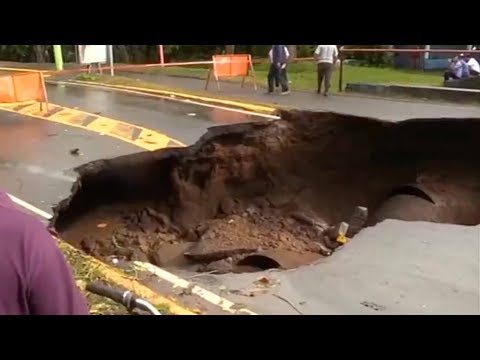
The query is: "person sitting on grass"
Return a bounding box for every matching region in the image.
[0,190,89,315]
[444,56,468,81]
[465,53,480,76]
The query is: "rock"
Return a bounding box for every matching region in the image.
[246,205,259,217]
[138,210,158,233]
[308,241,332,256]
[185,239,257,263]
[195,223,209,238]
[137,235,150,253]
[219,197,235,215]
[145,207,171,229]
[80,237,97,254]
[347,206,368,237]
[205,259,234,274]
[131,249,149,262]
[184,228,199,242]
[267,191,295,208]
[150,242,195,267]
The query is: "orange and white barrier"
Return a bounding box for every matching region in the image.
[0,72,48,110]
[205,54,257,91]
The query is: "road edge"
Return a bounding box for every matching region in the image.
[50,79,280,116]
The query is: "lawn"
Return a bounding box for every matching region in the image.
[119,61,444,92]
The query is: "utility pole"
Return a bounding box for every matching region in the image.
[53,45,63,71]
[108,45,114,76]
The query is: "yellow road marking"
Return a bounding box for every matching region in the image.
[72,80,278,115]
[58,241,198,315]
[0,101,186,151]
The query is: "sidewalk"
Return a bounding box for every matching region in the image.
[113,71,480,121]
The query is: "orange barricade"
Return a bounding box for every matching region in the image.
[0,72,49,110]
[205,54,257,91]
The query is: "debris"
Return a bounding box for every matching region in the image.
[360,301,386,311]
[187,113,196,117]
[69,148,80,156]
[254,276,280,288]
[96,223,108,228]
[206,259,234,274]
[272,294,304,315]
[347,206,368,238]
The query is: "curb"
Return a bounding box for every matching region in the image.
[64,80,279,115]
[58,241,199,315]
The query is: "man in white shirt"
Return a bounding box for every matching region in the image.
[314,45,339,96]
[465,53,480,76]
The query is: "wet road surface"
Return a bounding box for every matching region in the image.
[0,110,140,214]
[46,83,268,145]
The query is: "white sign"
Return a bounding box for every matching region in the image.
[78,45,107,65]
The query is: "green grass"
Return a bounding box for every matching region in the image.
[120,62,444,92]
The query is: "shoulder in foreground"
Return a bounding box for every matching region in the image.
[0,205,46,239]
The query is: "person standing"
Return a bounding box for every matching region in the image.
[0,190,89,315]
[267,45,290,95]
[314,45,339,96]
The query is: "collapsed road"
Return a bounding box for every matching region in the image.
[50,109,480,276]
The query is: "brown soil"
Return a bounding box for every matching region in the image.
[52,110,480,273]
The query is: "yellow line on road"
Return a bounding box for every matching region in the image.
[71,80,278,115]
[0,101,185,151]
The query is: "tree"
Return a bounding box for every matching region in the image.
[33,45,46,63]
[225,45,235,54]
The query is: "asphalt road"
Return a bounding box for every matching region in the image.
[1,82,479,315]
[0,110,139,214]
[45,83,267,145]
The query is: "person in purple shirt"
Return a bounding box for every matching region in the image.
[0,190,89,315]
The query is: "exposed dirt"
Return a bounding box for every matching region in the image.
[52,110,480,273]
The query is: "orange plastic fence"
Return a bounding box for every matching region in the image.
[212,54,251,77]
[206,54,257,91]
[0,72,48,106]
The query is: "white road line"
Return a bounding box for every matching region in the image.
[49,80,281,120]
[8,193,53,219]
[133,262,257,315]
[6,192,257,315]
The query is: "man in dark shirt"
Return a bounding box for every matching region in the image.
[0,190,89,315]
[267,45,290,95]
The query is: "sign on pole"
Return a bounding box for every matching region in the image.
[77,45,108,65]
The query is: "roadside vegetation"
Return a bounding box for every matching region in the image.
[76,62,443,94]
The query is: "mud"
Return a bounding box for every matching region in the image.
[52,110,480,273]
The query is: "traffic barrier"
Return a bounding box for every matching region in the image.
[0,72,48,110]
[205,54,257,91]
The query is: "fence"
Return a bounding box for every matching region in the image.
[0,71,48,109]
